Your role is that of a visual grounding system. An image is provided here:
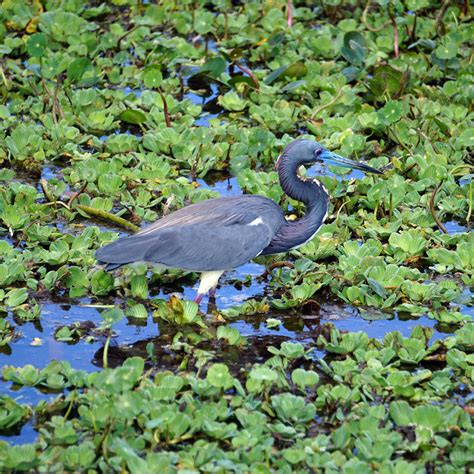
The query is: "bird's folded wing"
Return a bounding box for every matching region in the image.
[97,221,275,272]
[143,222,274,271]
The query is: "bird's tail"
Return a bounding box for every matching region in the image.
[95,234,151,268]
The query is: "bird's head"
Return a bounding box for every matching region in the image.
[276,139,382,175]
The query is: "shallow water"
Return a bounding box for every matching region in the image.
[444,220,470,234]
[1,147,472,446]
[186,83,221,127]
[0,266,470,445]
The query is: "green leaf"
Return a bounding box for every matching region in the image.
[5,288,28,307]
[67,57,92,83]
[130,274,149,299]
[412,405,443,430]
[126,303,148,319]
[143,66,163,89]
[265,62,307,85]
[458,129,474,147]
[0,395,31,430]
[291,369,319,389]
[265,318,282,328]
[435,42,458,60]
[265,65,288,85]
[100,307,125,327]
[200,57,226,77]
[390,401,413,426]
[271,393,316,424]
[119,109,147,125]
[217,91,247,111]
[216,326,246,345]
[26,33,47,57]
[379,100,404,124]
[366,278,389,298]
[206,363,233,390]
[341,32,366,65]
[249,367,278,382]
[368,65,403,98]
[90,269,114,296]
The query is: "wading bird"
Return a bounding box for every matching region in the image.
[96,140,381,303]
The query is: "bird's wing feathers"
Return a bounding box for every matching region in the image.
[96,195,284,271]
[142,222,273,271]
[136,195,280,236]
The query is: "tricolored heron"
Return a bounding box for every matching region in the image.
[96,140,381,303]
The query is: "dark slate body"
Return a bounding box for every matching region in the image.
[96,140,333,273]
[96,195,287,271]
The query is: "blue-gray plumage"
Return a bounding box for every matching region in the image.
[96,139,381,303]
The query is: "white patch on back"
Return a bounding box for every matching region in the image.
[198,270,225,294]
[248,217,264,226]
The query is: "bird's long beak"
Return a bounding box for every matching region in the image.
[320,151,383,175]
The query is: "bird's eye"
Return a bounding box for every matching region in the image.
[314,149,322,158]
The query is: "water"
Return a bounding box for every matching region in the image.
[0,263,467,444]
[1,134,471,445]
[185,84,221,127]
[121,86,143,98]
[444,220,469,234]
[195,173,241,197]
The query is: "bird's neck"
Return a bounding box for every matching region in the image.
[277,152,329,213]
[275,151,329,247]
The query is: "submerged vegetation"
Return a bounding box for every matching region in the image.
[0,0,472,471]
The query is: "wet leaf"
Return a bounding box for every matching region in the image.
[341,32,366,65]
[100,307,125,327]
[126,303,148,319]
[119,109,147,125]
[143,65,163,89]
[26,33,46,57]
[67,57,92,83]
[206,363,233,390]
[5,288,28,307]
[291,369,319,389]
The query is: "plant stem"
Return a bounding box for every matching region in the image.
[103,334,111,368]
[117,25,140,50]
[234,62,260,90]
[310,89,343,119]
[157,88,172,127]
[67,182,88,208]
[362,0,390,32]
[435,0,451,36]
[467,179,472,225]
[388,7,399,58]
[262,261,295,279]
[0,65,10,90]
[40,178,55,203]
[75,204,140,232]
[429,182,448,234]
